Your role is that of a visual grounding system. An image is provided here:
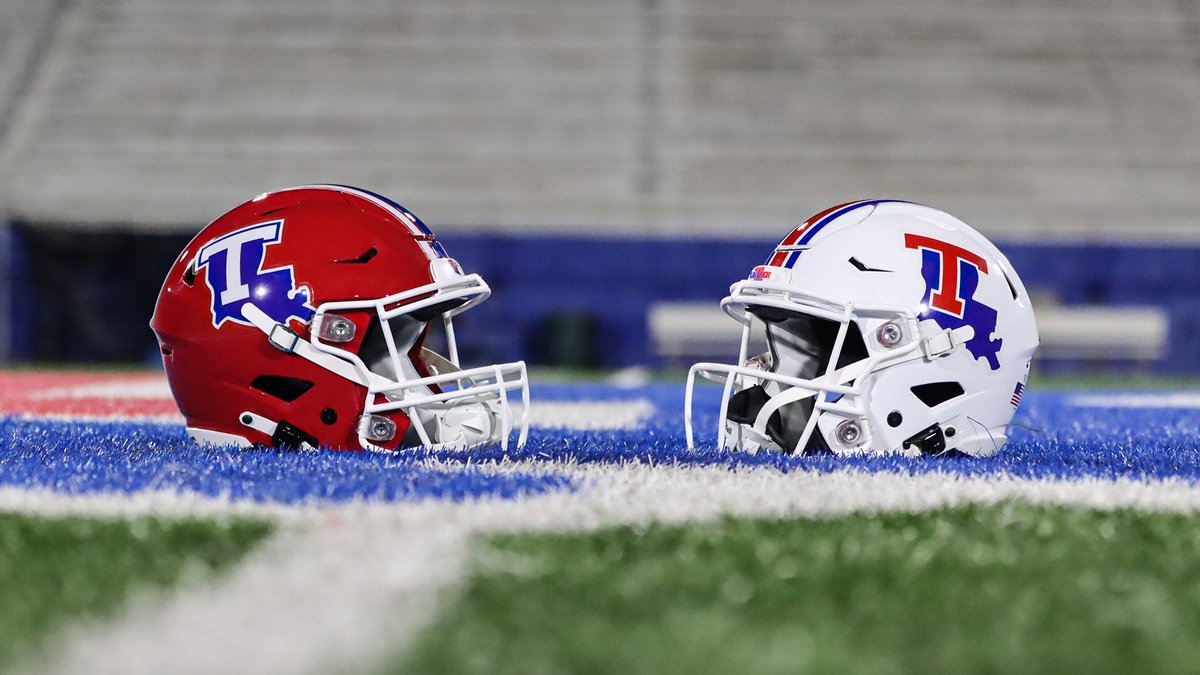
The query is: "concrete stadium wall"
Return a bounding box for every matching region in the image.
[0,0,1197,241]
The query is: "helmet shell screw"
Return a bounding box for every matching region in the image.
[319,314,357,343]
[876,321,904,348]
[836,419,863,446]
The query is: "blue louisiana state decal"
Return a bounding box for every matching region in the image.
[194,220,315,328]
[904,233,1003,370]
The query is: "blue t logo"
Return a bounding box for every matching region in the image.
[195,220,314,329]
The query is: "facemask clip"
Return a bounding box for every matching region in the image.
[317,314,356,343]
[359,414,397,443]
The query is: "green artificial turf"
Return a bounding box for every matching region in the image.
[0,514,271,669]
[395,504,1200,674]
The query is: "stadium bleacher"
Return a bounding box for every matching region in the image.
[2,0,1198,236]
[0,0,1197,368]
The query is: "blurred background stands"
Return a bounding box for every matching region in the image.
[0,0,1196,372]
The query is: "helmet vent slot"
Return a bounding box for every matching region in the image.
[182,265,196,287]
[848,257,892,273]
[250,375,314,403]
[993,263,1022,299]
[1001,267,1020,301]
[334,247,377,264]
[910,381,965,408]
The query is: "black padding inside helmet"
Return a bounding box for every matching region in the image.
[409,298,468,322]
[727,385,771,426]
[749,308,868,372]
[731,307,862,454]
[726,385,787,449]
[399,423,426,448]
[250,375,314,403]
[726,384,829,454]
[358,317,390,374]
[748,305,794,323]
[357,315,441,395]
[359,316,425,374]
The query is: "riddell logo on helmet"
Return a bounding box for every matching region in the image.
[748,266,773,281]
[904,233,1004,370]
[194,220,316,329]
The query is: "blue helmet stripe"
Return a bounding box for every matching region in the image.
[785,199,918,268]
[325,185,437,235]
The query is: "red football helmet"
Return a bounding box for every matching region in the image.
[151,185,529,451]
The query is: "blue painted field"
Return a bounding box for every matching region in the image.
[6,375,1200,675]
[2,383,1199,505]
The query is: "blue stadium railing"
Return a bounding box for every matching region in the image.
[3,224,1198,374]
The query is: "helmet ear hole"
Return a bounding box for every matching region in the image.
[250,375,315,403]
[910,381,965,408]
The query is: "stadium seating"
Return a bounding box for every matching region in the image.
[0,0,1197,370]
[0,0,1197,239]
[0,0,57,138]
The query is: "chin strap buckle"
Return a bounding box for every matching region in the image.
[267,323,301,354]
[902,423,947,455]
[239,411,317,451]
[922,325,975,359]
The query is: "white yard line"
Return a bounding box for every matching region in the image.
[21,463,1200,675]
[25,518,469,675]
[0,486,304,523]
[11,413,185,424]
[9,399,656,431]
[28,380,174,400]
[1067,392,1200,409]
[527,399,655,430]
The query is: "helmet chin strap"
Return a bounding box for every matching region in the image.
[749,383,823,452]
[238,411,318,451]
[724,420,778,454]
[241,303,381,388]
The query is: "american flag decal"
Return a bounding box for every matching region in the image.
[1011,382,1026,408]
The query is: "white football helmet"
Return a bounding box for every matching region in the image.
[685,200,1038,457]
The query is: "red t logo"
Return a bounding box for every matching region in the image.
[904,234,989,318]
